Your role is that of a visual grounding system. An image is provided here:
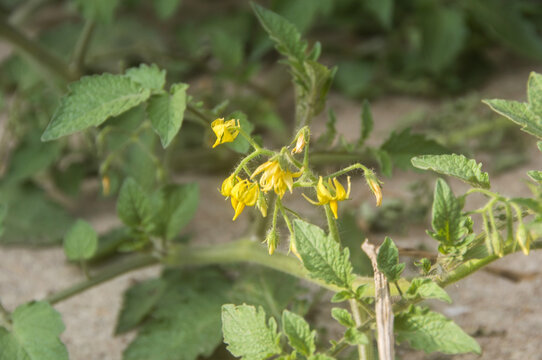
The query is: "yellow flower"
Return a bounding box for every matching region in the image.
[251,160,303,198]
[220,173,240,198]
[304,176,351,219]
[229,179,259,221]
[211,118,239,148]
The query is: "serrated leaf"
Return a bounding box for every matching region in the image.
[527,72,542,114]
[411,154,490,189]
[358,100,373,146]
[405,278,451,304]
[124,269,229,360]
[510,197,542,214]
[63,219,98,261]
[282,310,316,357]
[147,83,188,148]
[381,128,449,171]
[331,308,355,328]
[251,2,307,63]
[376,237,404,282]
[42,74,151,141]
[293,219,354,289]
[428,178,468,246]
[125,64,166,93]
[152,183,198,241]
[483,99,542,139]
[344,328,369,346]
[330,291,351,303]
[395,306,481,355]
[222,304,282,360]
[0,301,68,360]
[117,178,154,229]
[311,355,335,360]
[115,279,167,334]
[226,111,255,154]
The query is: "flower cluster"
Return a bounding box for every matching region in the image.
[304,176,351,219]
[220,174,261,221]
[251,160,303,199]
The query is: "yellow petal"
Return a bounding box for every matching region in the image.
[329,201,339,219]
[232,202,246,221]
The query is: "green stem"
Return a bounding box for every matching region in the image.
[45,255,158,305]
[349,299,369,360]
[0,14,76,81]
[186,104,211,127]
[325,205,341,244]
[325,163,370,179]
[71,19,96,73]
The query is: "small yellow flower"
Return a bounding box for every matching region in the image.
[251,160,303,198]
[303,176,351,219]
[229,179,259,221]
[364,169,382,207]
[220,173,240,198]
[211,118,240,148]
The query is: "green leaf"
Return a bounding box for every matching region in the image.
[42,74,151,141]
[395,306,481,354]
[419,6,466,73]
[0,203,6,238]
[428,178,469,246]
[125,64,166,93]
[510,197,542,214]
[74,0,119,23]
[330,291,352,303]
[124,269,229,360]
[293,219,354,289]
[483,99,542,139]
[331,308,355,328]
[0,301,68,360]
[376,237,404,282]
[411,154,490,189]
[527,72,542,114]
[311,355,335,360]
[152,183,198,241]
[153,0,182,20]
[344,328,369,346]
[116,279,167,334]
[374,149,392,178]
[282,310,316,357]
[117,178,154,229]
[232,267,301,319]
[147,83,188,148]
[405,278,451,303]
[63,219,98,261]
[251,2,307,63]
[222,304,282,360]
[381,128,449,171]
[358,100,373,146]
[334,60,373,97]
[0,185,73,245]
[364,0,393,28]
[226,111,255,154]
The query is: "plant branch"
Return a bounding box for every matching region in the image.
[0,14,76,81]
[71,19,96,73]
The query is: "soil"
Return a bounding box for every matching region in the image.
[1,41,542,360]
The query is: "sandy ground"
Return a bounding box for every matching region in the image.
[1,56,542,359]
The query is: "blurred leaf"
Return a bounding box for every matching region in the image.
[337,212,372,276]
[466,0,542,60]
[483,99,542,139]
[293,219,354,289]
[411,154,490,189]
[42,74,151,141]
[381,128,449,170]
[0,185,73,245]
[52,162,86,197]
[124,269,230,360]
[331,308,355,328]
[74,0,120,23]
[364,0,394,28]
[0,301,68,360]
[147,83,189,148]
[152,183,199,241]
[117,178,156,229]
[282,310,316,357]
[0,204,6,237]
[153,0,182,20]
[376,237,404,282]
[116,278,167,334]
[334,61,373,98]
[528,72,542,114]
[222,304,282,360]
[63,220,98,261]
[358,99,374,146]
[276,0,333,33]
[344,328,369,346]
[210,31,244,68]
[395,305,481,354]
[125,64,166,93]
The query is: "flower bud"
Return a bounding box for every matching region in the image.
[291,131,307,154]
[364,169,382,206]
[491,231,504,258]
[516,223,531,255]
[265,228,278,255]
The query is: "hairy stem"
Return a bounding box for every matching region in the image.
[349,299,371,360]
